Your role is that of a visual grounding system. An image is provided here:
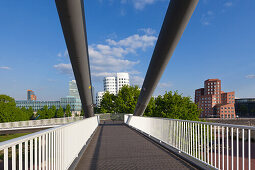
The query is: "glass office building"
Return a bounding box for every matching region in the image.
[16,100,61,111]
[60,96,82,112]
[16,97,81,113]
[235,98,255,118]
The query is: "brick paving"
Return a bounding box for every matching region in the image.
[76,121,198,170]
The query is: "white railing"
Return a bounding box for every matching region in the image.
[0,116,99,170]
[125,114,254,170]
[0,117,83,130]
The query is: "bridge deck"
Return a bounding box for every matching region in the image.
[76,121,198,170]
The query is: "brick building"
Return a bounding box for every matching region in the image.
[195,79,235,118]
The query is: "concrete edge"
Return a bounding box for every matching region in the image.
[68,126,99,170]
[125,124,217,170]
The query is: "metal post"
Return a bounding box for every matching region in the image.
[55,0,94,118]
[134,0,199,116]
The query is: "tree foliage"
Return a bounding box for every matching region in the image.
[0,95,78,123]
[65,104,72,117]
[0,95,34,122]
[98,86,200,121]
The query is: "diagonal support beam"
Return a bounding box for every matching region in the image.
[55,0,94,118]
[134,0,199,116]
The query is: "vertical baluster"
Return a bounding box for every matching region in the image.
[192,123,194,156]
[51,132,54,170]
[187,122,191,155]
[25,141,28,170]
[172,121,177,148]
[35,137,37,170]
[196,123,198,158]
[4,148,8,170]
[54,131,57,170]
[237,128,239,170]
[30,139,33,170]
[207,124,209,164]
[214,126,216,167]
[19,143,22,170]
[39,136,42,170]
[248,129,251,170]
[181,121,183,151]
[242,129,244,170]
[201,124,203,161]
[222,127,224,170]
[42,135,45,170]
[204,124,206,163]
[198,123,200,160]
[12,146,16,170]
[210,125,213,166]
[231,128,234,170]
[227,127,229,170]
[46,134,48,170]
[177,122,181,150]
[218,126,220,169]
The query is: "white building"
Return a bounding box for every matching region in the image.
[96,72,130,107]
[116,73,130,92]
[104,77,117,95]
[96,91,105,107]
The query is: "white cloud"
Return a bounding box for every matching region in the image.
[201,10,214,26]
[133,0,156,10]
[224,2,233,7]
[53,63,72,75]
[158,82,172,88]
[246,75,255,79]
[54,29,157,86]
[106,34,157,51]
[139,28,156,35]
[130,75,144,86]
[57,52,62,57]
[121,0,157,10]
[0,66,11,70]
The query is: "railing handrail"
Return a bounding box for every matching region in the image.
[0,116,93,150]
[132,115,255,130]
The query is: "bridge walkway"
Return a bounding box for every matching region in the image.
[76,121,198,170]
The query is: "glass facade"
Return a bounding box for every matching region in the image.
[60,96,82,111]
[235,98,255,117]
[16,100,61,111]
[16,96,81,112]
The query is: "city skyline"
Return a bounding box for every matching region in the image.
[0,0,255,101]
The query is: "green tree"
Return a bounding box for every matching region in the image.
[80,109,84,117]
[27,107,34,119]
[42,105,50,119]
[49,105,56,118]
[56,106,64,118]
[144,91,200,121]
[114,85,140,113]
[0,95,21,122]
[65,104,72,117]
[100,92,117,113]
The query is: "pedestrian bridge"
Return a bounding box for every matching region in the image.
[0,114,254,169]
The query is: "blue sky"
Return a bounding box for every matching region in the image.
[0,0,254,101]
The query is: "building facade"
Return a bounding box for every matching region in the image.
[195,79,236,118]
[96,91,105,107]
[16,100,61,111]
[69,80,80,99]
[27,90,37,101]
[116,72,130,92]
[104,77,116,95]
[97,72,130,107]
[235,98,255,118]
